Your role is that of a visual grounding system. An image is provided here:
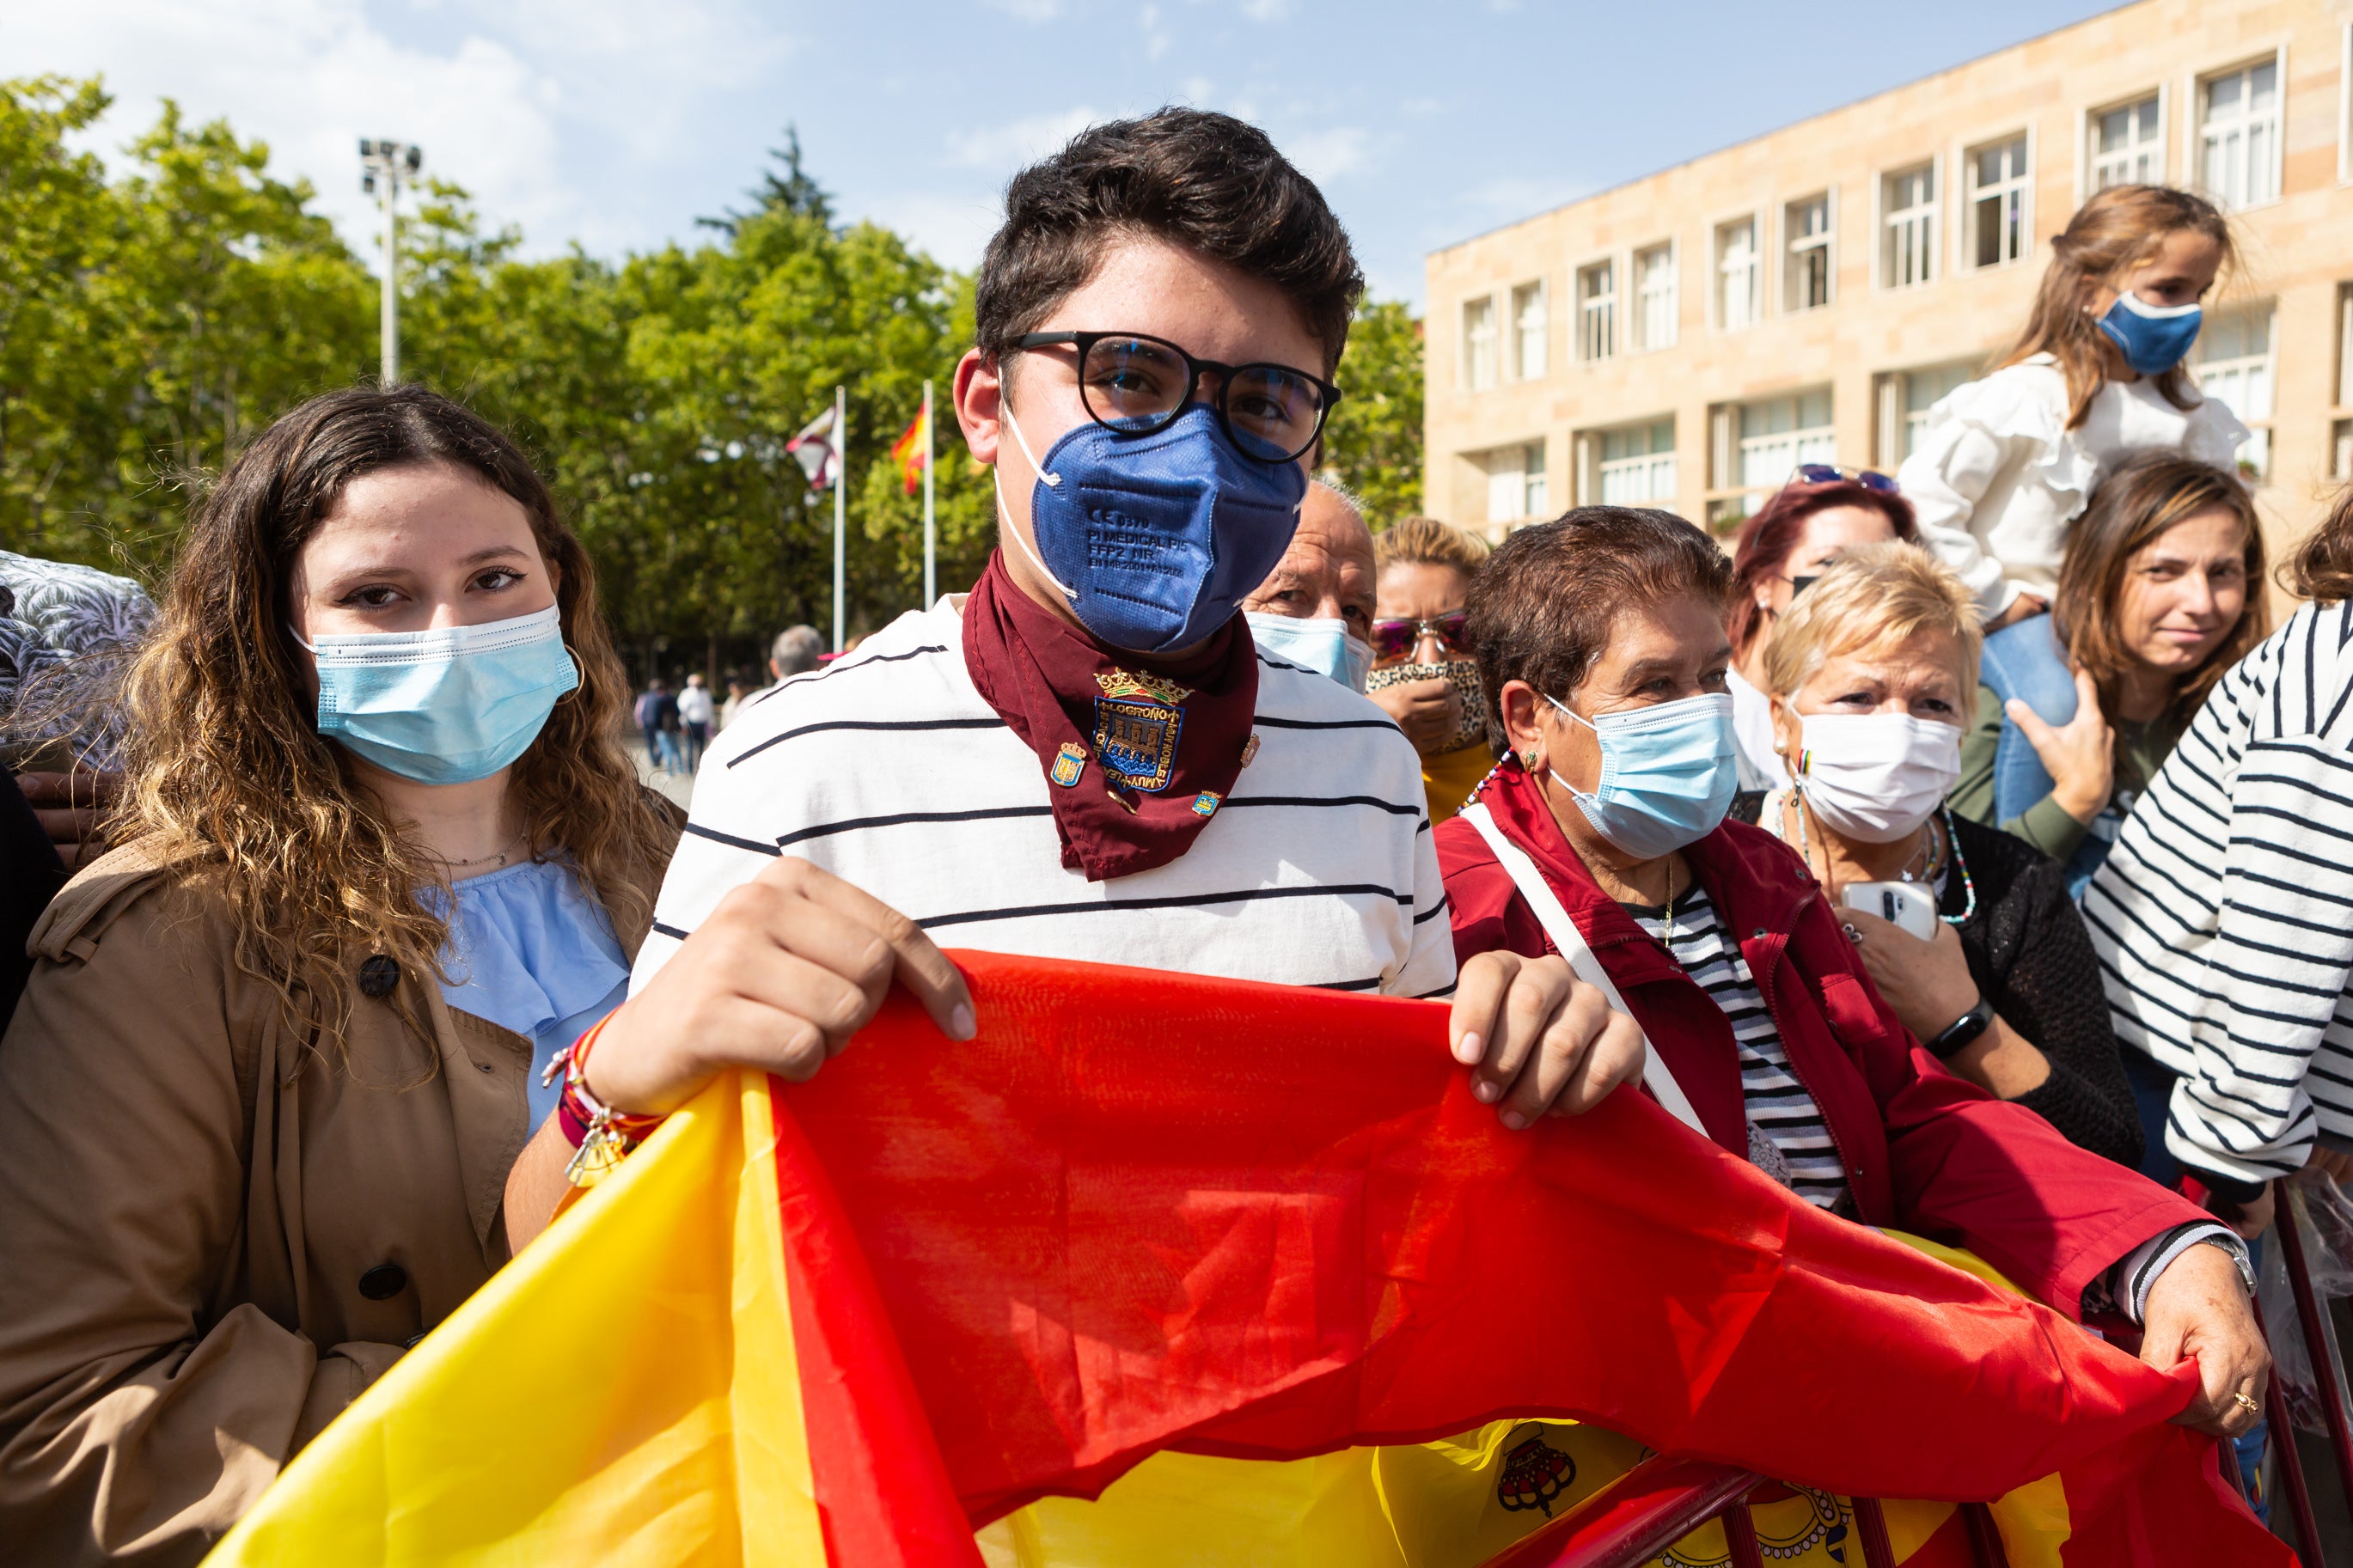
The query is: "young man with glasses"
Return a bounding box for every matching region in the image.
[551,111,1640,1176]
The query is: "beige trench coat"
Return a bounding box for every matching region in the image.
[0,827,672,1565]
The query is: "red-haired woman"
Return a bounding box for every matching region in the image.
[1724,467,1916,790]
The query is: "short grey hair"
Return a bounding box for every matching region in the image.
[771,624,824,676]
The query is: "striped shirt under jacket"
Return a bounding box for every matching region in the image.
[2086,599,2353,1193]
[633,601,1458,1004]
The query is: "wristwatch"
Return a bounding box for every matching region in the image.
[1927,997,1995,1059]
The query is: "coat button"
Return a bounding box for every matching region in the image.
[359,1262,409,1300]
[358,955,401,998]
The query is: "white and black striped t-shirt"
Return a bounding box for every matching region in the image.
[1626,886,1850,1214]
[633,601,1457,1001]
[2087,600,2353,1187]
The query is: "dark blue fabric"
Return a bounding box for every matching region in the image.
[1028,404,1306,655]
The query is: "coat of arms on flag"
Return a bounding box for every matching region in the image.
[786,404,841,495]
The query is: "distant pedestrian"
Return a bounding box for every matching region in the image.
[677,674,715,770]
[766,625,822,689]
[634,678,682,773]
[718,676,750,731]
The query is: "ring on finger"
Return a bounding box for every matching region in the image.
[2232,1390,2261,1415]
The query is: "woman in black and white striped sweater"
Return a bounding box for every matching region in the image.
[2087,484,2353,1218]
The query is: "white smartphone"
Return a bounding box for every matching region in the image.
[1843,881,1940,940]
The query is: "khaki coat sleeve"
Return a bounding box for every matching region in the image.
[0,882,382,1567]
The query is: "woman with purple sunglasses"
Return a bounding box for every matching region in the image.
[1366,516,1494,824]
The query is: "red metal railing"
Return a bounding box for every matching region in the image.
[1468,1454,2012,1568]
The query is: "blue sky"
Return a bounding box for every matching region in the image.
[12,1,2123,308]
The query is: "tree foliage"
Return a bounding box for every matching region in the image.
[1321,298,1424,529]
[0,80,1427,672]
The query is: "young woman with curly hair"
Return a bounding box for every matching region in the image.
[0,386,681,1565]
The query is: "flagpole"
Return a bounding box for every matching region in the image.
[831,383,846,653]
[921,379,936,607]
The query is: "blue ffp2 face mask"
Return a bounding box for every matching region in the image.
[298,605,578,784]
[2097,292,2203,375]
[1000,401,1307,656]
[1546,691,1737,860]
[1244,612,1372,692]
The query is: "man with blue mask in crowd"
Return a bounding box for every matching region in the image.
[1239,480,1377,692]
[565,110,1644,1177]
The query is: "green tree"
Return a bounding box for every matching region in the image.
[1320,298,1423,528]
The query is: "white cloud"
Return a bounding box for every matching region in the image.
[864,190,1006,271]
[2,0,797,261]
[941,107,1101,173]
[1238,0,1293,20]
[1283,125,1371,183]
[981,0,1067,19]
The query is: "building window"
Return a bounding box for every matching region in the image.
[1736,389,1836,507]
[1966,135,2030,270]
[2194,302,2276,481]
[2200,58,2283,210]
[1633,242,1678,351]
[1463,295,1497,391]
[1715,217,1760,331]
[1575,261,1615,363]
[1782,194,1832,313]
[1511,280,1548,380]
[2335,418,2353,483]
[1598,419,1677,506]
[1881,361,1977,466]
[2091,93,2164,189]
[1880,162,1937,289]
[1484,442,1546,525]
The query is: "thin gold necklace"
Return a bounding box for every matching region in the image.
[428,827,527,872]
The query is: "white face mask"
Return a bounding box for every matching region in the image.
[1794,711,1962,844]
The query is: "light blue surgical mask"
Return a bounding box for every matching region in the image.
[999,400,1305,655]
[296,605,578,784]
[2097,292,2203,375]
[1244,612,1372,692]
[1543,691,1737,859]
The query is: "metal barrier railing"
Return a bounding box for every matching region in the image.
[1469,1454,2011,1568]
[2266,1174,2353,1565]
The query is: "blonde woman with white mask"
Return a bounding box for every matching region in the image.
[1731,543,2141,1165]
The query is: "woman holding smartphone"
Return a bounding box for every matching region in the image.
[1735,542,2139,1164]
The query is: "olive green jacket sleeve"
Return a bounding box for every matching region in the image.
[1952,684,2089,863]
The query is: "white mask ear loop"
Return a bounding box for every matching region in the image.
[1537,693,1596,796]
[289,626,317,654]
[998,398,1060,489]
[992,394,1078,601]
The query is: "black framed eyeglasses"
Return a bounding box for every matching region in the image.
[1011,330,1343,465]
[1790,463,1899,494]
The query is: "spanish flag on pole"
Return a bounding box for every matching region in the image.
[891,403,930,496]
[206,955,2284,1567]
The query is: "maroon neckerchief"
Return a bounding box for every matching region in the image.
[962,552,1258,882]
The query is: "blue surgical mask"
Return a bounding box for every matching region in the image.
[1544,691,1736,860]
[1244,612,1372,692]
[297,605,578,784]
[999,400,1306,655]
[2097,292,2203,375]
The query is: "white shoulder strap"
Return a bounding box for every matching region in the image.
[1458,802,1705,1137]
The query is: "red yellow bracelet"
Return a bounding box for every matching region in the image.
[546,1013,666,1187]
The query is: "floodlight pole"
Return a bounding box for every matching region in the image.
[359,139,423,387]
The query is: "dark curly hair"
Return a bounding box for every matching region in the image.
[1466,508,1733,752]
[974,107,1364,375]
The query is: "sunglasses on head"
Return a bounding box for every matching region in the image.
[1790,463,1899,493]
[1370,611,1470,663]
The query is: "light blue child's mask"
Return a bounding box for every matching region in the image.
[298,605,578,784]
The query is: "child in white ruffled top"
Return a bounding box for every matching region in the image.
[1898,185,2247,636]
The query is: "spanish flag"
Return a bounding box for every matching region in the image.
[891,404,930,496]
[206,954,2283,1567]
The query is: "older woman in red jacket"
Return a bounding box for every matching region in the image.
[1436,506,2266,1440]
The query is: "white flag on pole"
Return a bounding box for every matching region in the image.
[785,405,840,493]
